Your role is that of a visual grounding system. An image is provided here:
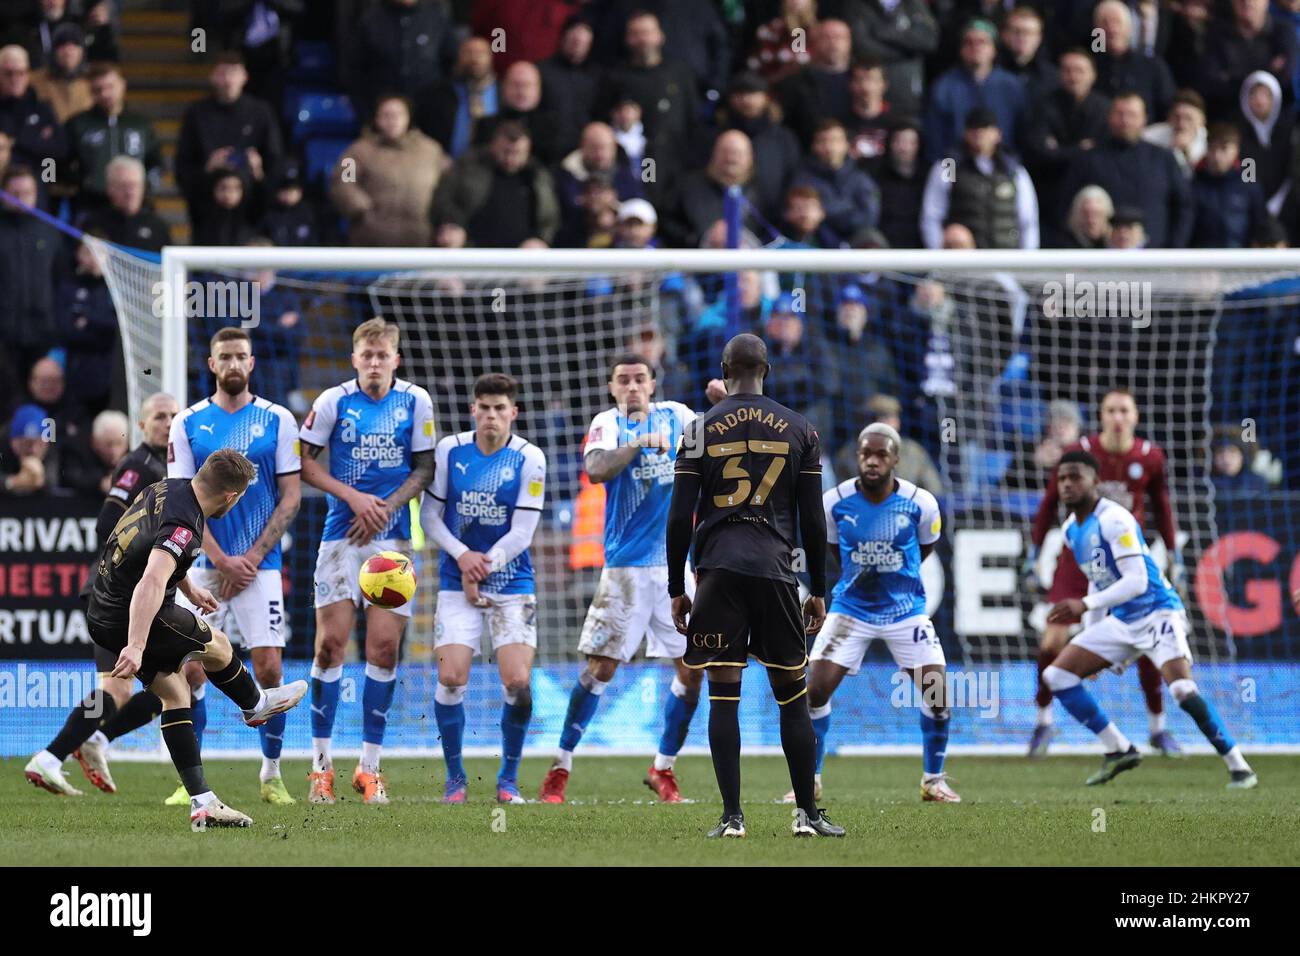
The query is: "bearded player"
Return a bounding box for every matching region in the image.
[168,327,302,806]
[794,424,960,804]
[422,373,545,805]
[26,451,309,826]
[538,354,700,804]
[1042,451,1257,789]
[300,318,435,805]
[1026,389,1184,757]
[24,393,179,796]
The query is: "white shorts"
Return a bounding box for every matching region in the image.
[1071,609,1192,669]
[810,613,945,675]
[434,590,537,656]
[314,538,414,618]
[176,567,285,649]
[577,565,692,662]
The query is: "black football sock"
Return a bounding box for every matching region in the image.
[775,676,818,817]
[707,680,743,818]
[205,655,261,711]
[48,690,119,761]
[101,691,163,741]
[160,708,209,798]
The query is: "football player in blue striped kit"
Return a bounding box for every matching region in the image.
[299,318,436,805]
[421,373,546,804]
[802,423,961,803]
[168,326,302,806]
[1042,450,1258,789]
[538,354,700,804]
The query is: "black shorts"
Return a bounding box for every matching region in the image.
[87,602,213,686]
[683,568,807,674]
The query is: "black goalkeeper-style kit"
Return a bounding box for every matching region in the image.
[666,393,827,670]
[86,478,211,685]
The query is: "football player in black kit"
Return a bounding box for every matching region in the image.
[26,393,180,796]
[25,449,308,827]
[666,334,845,839]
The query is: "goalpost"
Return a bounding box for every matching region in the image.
[80,243,1300,757]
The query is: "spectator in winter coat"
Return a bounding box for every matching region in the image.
[791,117,882,244]
[1058,91,1193,247]
[1190,122,1268,247]
[1141,88,1207,178]
[1236,69,1297,212]
[866,118,927,248]
[924,19,1028,162]
[841,0,939,117]
[1199,0,1298,119]
[331,94,448,247]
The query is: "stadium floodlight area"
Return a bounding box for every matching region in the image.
[26,243,1300,757]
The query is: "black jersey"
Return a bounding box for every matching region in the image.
[80,443,169,600]
[87,477,206,627]
[674,393,822,584]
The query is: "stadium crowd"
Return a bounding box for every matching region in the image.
[2,0,1297,498]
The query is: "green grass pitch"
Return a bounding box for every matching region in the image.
[3,755,1296,866]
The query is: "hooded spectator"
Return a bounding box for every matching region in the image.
[28,22,89,121]
[1236,69,1297,211]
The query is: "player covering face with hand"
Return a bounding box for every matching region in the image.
[1042,451,1257,789]
[538,354,701,805]
[800,424,960,804]
[422,374,546,805]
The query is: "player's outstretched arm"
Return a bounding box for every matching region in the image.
[115,549,175,679]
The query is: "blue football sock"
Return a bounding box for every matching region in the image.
[1054,683,1112,735]
[434,699,466,781]
[499,692,533,783]
[1179,692,1235,755]
[361,667,397,746]
[657,681,699,757]
[309,669,341,739]
[920,711,950,775]
[558,678,604,752]
[259,711,285,760]
[191,692,207,753]
[812,713,831,774]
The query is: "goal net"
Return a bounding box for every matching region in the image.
[76,244,1300,756]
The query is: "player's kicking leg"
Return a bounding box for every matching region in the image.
[352,604,404,805]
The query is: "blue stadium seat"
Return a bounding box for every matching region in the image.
[292,93,358,142]
[303,136,352,184]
